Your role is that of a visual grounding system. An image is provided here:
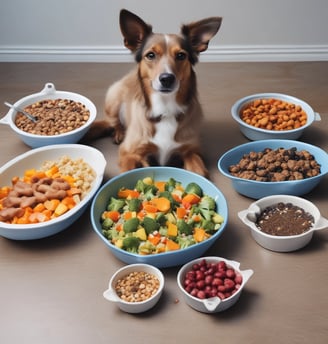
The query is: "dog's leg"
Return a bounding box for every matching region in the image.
[178,145,209,178]
[119,142,159,171]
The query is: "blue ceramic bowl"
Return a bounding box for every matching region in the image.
[218,140,328,199]
[90,167,228,268]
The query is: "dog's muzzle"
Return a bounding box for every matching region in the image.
[159,73,176,92]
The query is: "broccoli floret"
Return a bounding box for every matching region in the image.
[176,236,196,249]
[101,217,114,230]
[142,216,160,235]
[127,198,142,211]
[177,219,193,235]
[156,213,167,226]
[102,228,119,240]
[185,182,203,197]
[135,179,158,199]
[107,197,125,212]
[199,195,216,211]
[123,217,140,233]
[122,236,140,253]
[165,178,180,192]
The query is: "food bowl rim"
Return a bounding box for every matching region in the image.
[108,263,165,305]
[231,92,315,134]
[0,144,106,230]
[91,166,229,261]
[4,83,97,139]
[218,139,328,185]
[177,256,253,304]
[239,194,323,240]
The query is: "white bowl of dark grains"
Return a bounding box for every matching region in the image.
[103,263,164,313]
[238,195,328,252]
[0,82,97,148]
[218,139,328,199]
[231,93,321,140]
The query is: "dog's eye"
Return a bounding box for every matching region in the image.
[176,52,187,61]
[145,52,156,60]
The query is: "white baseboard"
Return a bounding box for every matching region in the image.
[0,44,328,62]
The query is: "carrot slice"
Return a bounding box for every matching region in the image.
[151,197,171,212]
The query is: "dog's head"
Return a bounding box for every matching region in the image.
[119,9,222,94]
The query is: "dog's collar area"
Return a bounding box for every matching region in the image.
[148,112,185,123]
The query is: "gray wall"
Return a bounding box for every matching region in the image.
[1,0,327,62]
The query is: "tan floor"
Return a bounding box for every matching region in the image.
[0,62,327,344]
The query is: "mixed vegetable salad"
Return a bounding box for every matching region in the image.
[100,177,224,255]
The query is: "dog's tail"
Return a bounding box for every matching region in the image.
[82,120,115,142]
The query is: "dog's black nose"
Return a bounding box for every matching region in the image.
[159,73,176,89]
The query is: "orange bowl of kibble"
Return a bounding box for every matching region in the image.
[0,83,97,148]
[0,144,106,240]
[238,195,328,252]
[218,140,328,199]
[103,263,164,313]
[231,93,321,140]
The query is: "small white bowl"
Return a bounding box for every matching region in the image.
[231,93,321,140]
[238,195,328,252]
[103,264,164,313]
[0,144,106,240]
[177,256,253,313]
[0,83,97,148]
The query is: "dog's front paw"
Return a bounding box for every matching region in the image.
[113,125,125,144]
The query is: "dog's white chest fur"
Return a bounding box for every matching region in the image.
[150,93,186,165]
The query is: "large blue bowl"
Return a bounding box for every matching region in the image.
[90,167,228,268]
[218,139,328,199]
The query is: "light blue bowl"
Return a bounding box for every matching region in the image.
[218,140,328,199]
[90,167,228,268]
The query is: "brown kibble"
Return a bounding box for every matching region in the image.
[240,98,307,131]
[115,271,160,303]
[14,98,90,136]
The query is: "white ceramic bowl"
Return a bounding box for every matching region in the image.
[177,256,254,313]
[218,139,328,199]
[103,263,164,313]
[91,167,228,268]
[231,93,321,140]
[0,144,106,240]
[238,195,328,252]
[0,83,97,148]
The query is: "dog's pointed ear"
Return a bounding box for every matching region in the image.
[181,17,222,54]
[120,9,153,52]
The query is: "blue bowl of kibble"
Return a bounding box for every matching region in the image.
[218,139,328,199]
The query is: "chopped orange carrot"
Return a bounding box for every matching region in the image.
[193,227,206,242]
[103,210,120,222]
[151,197,171,212]
[154,181,166,192]
[44,199,61,211]
[176,207,187,219]
[166,238,180,251]
[143,202,158,213]
[148,233,161,246]
[117,188,140,199]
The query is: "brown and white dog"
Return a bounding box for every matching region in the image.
[87,9,222,177]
